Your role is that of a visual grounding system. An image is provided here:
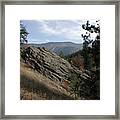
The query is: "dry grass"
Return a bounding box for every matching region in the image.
[20,62,74,100]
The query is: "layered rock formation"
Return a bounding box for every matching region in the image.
[20,45,99,100]
[21,46,88,83]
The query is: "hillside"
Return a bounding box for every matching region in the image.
[20,45,99,100]
[28,42,82,56]
[21,62,74,100]
[66,49,100,99]
[66,50,85,71]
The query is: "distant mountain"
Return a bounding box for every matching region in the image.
[28,42,82,56]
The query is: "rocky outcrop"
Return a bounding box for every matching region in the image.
[21,46,82,83]
[20,45,99,100]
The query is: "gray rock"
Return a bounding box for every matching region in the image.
[21,46,75,82]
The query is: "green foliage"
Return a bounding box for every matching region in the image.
[69,70,100,100]
[20,22,29,44]
[69,73,81,99]
[57,20,100,100]
[80,20,100,99]
[81,46,93,70]
[20,48,26,60]
[81,20,100,70]
[92,39,100,68]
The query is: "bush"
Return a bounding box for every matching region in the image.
[69,73,81,99]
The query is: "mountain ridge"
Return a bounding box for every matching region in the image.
[28,42,83,56]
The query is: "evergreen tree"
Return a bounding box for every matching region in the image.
[20,22,29,44]
[81,20,100,99]
[81,20,100,70]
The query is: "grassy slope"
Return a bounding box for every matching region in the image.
[20,62,74,100]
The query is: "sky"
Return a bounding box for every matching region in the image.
[20,20,99,44]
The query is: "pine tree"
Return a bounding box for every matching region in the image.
[81,20,100,70]
[20,22,29,44]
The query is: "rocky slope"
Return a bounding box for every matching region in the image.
[20,62,74,100]
[20,45,99,100]
[20,46,86,100]
[21,46,87,82]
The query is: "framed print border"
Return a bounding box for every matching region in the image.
[0,0,119,119]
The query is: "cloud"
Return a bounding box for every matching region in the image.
[38,20,84,42]
[29,38,50,44]
[27,20,99,44]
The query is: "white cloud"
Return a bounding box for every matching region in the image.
[45,39,50,43]
[36,20,99,43]
[29,38,49,44]
[38,20,84,41]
